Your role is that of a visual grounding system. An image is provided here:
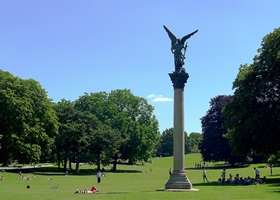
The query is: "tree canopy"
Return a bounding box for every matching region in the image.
[74,89,160,168]
[200,95,235,163]
[157,128,201,157]
[223,27,280,157]
[0,70,58,166]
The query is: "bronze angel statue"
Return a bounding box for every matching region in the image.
[163,25,198,72]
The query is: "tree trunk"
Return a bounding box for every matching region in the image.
[112,153,117,171]
[57,160,61,169]
[75,153,80,174]
[63,158,67,171]
[2,160,8,167]
[97,153,101,171]
[56,149,61,169]
[69,160,72,170]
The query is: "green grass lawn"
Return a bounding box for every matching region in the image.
[0,154,279,200]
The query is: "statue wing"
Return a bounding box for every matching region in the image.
[163,25,177,45]
[181,29,198,44]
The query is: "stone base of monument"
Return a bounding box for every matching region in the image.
[157,171,199,191]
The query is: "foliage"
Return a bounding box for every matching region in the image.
[74,89,160,168]
[158,128,174,157]
[53,99,104,172]
[200,95,238,163]
[188,132,202,153]
[107,89,159,164]
[86,123,121,170]
[223,27,280,157]
[0,70,58,165]
[157,128,201,156]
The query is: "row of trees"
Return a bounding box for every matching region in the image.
[200,27,280,164]
[0,71,160,172]
[54,90,160,173]
[157,128,202,157]
[0,69,203,172]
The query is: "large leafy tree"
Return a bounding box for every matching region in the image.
[223,27,280,157]
[74,92,122,170]
[54,99,100,173]
[75,89,160,169]
[108,89,159,165]
[0,70,58,166]
[200,95,234,163]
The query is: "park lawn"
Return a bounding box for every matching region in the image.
[0,154,279,200]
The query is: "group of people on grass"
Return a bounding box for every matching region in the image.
[217,168,266,185]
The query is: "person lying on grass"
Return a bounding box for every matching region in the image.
[74,186,99,194]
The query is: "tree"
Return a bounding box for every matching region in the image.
[188,132,202,153]
[223,27,280,157]
[158,128,191,156]
[0,70,58,166]
[74,92,123,170]
[53,99,99,173]
[105,89,159,165]
[75,89,160,169]
[200,95,235,163]
[87,123,121,171]
[159,128,173,156]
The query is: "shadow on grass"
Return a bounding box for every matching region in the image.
[100,190,157,195]
[15,167,142,176]
[192,182,245,187]
[266,178,280,184]
[186,163,250,170]
[270,173,280,176]
[100,191,130,195]
[265,178,280,193]
[193,177,280,189]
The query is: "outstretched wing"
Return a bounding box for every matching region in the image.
[181,29,198,44]
[163,25,177,45]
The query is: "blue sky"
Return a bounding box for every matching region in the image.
[1,0,279,134]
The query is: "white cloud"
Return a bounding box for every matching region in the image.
[147,94,173,102]
[152,97,173,102]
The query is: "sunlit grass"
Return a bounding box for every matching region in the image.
[0,154,279,200]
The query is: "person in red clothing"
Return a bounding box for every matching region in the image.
[91,186,99,193]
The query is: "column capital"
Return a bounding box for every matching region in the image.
[169,72,189,89]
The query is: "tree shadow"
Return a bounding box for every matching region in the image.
[17,167,142,176]
[193,177,280,192]
[266,178,280,184]
[192,182,244,187]
[186,163,249,170]
[266,178,280,193]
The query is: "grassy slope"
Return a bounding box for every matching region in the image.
[0,154,279,200]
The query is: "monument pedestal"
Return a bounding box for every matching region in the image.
[164,71,195,191]
[165,170,192,189]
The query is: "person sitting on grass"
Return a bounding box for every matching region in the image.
[234,174,240,184]
[255,176,266,184]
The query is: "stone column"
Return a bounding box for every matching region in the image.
[165,71,192,190]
